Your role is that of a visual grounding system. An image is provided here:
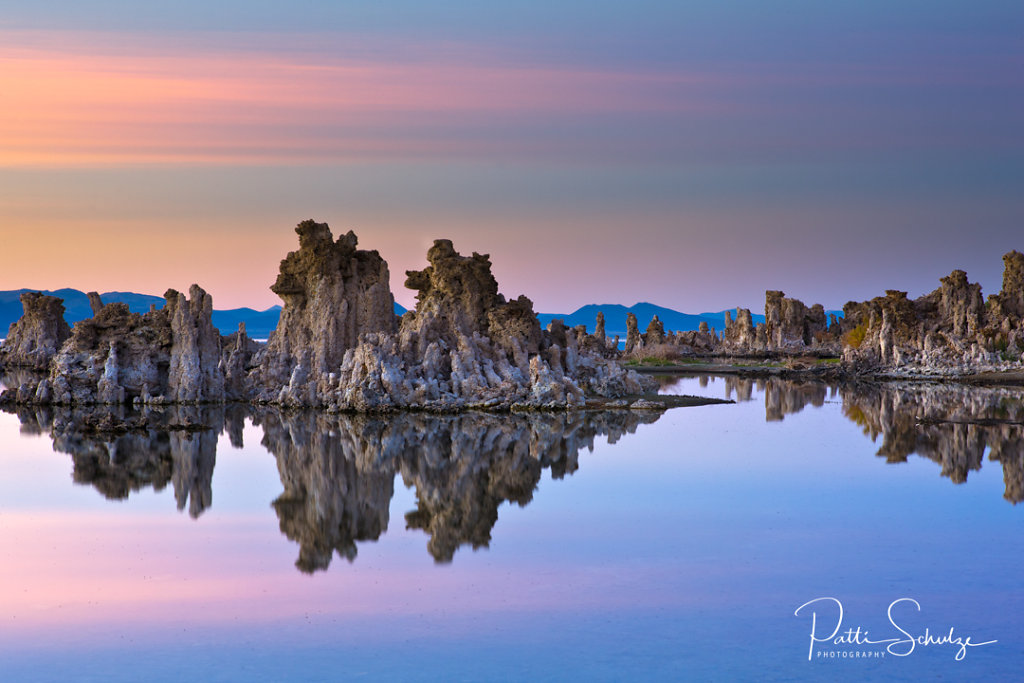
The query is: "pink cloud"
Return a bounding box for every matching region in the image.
[0,31,725,167]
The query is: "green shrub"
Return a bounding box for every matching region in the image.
[842,322,868,349]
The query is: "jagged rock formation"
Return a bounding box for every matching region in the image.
[624,312,641,353]
[643,315,665,346]
[653,252,1023,372]
[0,221,656,410]
[255,220,397,403]
[311,239,654,410]
[764,291,832,350]
[839,254,1024,374]
[166,285,225,403]
[221,322,261,401]
[717,293,836,356]
[0,292,71,370]
[988,250,1024,324]
[45,293,173,405]
[722,307,761,351]
[29,287,226,405]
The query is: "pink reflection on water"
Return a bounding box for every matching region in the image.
[0,507,704,649]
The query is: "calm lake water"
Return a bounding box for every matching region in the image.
[1,373,1022,682]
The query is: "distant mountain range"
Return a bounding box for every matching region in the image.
[1,289,783,341]
[538,302,767,340]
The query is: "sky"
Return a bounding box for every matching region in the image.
[1,1,1022,313]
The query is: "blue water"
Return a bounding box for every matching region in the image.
[0,375,1021,681]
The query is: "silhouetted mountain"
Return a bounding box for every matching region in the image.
[538,302,767,338]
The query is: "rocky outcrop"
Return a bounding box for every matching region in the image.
[46,295,172,405]
[1,221,656,410]
[221,323,261,401]
[643,315,665,346]
[722,308,761,351]
[624,312,640,353]
[166,285,225,403]
[840,254,1024,374]
[256,220,397,403]
[763,291,832,350]
[0,292,71,370]
[989,250,1024,324]
[27,287,224,405]
[312,239,654,411]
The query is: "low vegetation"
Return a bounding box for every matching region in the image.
[842,321,868,349]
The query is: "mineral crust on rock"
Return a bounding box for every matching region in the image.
[254,220,397,403]
[9,287,226,406]
[0,292,72,370]
[319,239,655,410]
[0,221,656,410]
[838,254,1024,375]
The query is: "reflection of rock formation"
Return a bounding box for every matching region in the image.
[840,382,1024,501]
[671,374,1024,503]
[256,409,662,569]
[696,375,831,420]
[10,404,244,517]
[763,380,827,422]
[255,409,398,573]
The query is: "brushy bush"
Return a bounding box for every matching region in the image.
[813,330,836,344]
[842,322,868,349]
[624,343,687,364]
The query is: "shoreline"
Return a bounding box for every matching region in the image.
[631,358,1024,386]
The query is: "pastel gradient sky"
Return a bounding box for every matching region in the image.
[1,1,1022,312]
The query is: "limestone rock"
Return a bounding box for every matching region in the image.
[39,285,223,405]
[840,257,1024,373]
[643,315,665,346]
[47,300,172,405]
[723,308,759,350]
[624,312,641,353]
[320,239,653,410]
[989,250,1024,323]
[0,292,72,370]
[222,322,262,401]
[165,285,225,403]
[257,220,397,402]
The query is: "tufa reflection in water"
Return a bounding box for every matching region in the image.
[3,400,661,572]
[7,374,1023,575]
[687,374,1024,503]
[255,408,661,571]
[9,402,246,518]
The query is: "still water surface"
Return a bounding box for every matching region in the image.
[0,374,1021,681]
